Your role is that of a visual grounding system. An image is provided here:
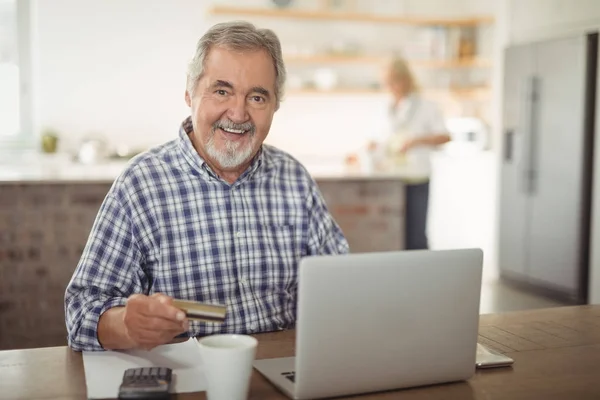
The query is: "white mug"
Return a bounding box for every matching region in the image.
[196,334,258,400]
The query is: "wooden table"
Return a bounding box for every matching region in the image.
[2,305,600,399]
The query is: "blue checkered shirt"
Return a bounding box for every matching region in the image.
[65,117,349,351]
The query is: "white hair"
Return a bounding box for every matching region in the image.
[186,21,286,109]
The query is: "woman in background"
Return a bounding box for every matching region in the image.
[373,57,451,250]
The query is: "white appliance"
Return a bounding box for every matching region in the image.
[254,249,483,399]
[445,117,490,154]
[499,32,598,303]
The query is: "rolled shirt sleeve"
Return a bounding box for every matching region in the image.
[64,191,147,351]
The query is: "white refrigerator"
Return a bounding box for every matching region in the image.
[499,32,598,303]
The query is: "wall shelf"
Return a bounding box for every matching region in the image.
[286,86,491,98]
[284,55,492,68]
[208,4,494,121]
[287,88,383,95]
[208,6,494,26]
[410,58,492,68]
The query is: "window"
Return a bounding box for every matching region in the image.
[0,0,32,149]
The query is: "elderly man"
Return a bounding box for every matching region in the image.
[65,21,349,351]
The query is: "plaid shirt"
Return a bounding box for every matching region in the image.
[65,117,349,351]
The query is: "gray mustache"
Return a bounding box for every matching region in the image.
[213,120,255,134]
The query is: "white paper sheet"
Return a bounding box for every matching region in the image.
[82,338,206,399]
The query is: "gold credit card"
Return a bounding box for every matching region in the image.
[172,299,227,323]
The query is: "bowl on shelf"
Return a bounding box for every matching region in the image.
[270,0,293,8]
[313,68,338,91]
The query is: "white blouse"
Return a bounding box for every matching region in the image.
[382,93,447,179]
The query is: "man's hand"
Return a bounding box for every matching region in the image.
[123,293,189,350]
[98,293,188,351]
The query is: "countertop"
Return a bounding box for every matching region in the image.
[0,153,427,184]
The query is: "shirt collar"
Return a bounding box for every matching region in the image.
[177,116,264,184]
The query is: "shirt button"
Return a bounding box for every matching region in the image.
[236,231,242,237]
[241,278,248,285]
[250,323,258,331]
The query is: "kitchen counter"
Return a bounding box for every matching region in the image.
[0,161,129,184]
[1,153,410,350]
[1,166,406,351]
[1,150,497,350]
[0,153,426,183]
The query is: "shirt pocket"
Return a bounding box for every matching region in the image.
[258,222,297,259]
[249,222,296,271]
[254,222,299,293]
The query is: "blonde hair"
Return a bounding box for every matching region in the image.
[388,58,419,94]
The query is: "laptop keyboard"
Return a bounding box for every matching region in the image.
[281,371,295,383]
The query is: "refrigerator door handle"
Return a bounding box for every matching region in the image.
[528,76,540,195]
[521,76,540,195]
[504,129,514,162]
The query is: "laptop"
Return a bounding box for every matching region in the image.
[253,248,483,400]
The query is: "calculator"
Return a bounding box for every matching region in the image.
[118,367,172,400]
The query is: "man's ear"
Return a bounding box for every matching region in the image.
[184,90,191,107]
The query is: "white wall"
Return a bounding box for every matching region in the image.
[33,0,207,151]
[30,0,392,158]
[31,0,495,162]
[502,0,600,303]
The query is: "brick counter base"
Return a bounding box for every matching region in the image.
[0,179,404,350]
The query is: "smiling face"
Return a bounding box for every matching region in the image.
[185,45,277,177]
